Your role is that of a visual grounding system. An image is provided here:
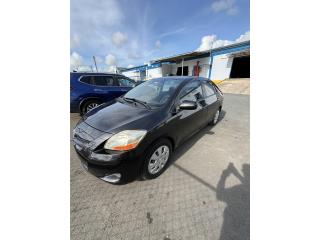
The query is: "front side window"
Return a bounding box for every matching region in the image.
[123,78,183,107]
[118,78,135,87]
[104,76,115,86]
[179,81,204,102]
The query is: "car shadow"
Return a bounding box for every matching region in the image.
[216,163,250,240]
[165,109,250,240]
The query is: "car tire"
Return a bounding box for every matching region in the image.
[208,108,221,126]
[141,138,172,180]
[81,99,102,115]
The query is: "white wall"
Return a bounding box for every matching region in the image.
[122,70,140,81]
[211,54,233,80]
[161,64,172,77]
[124,54,234,81]
[146,67,162,80]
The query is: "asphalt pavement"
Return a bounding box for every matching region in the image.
[70,93,250,240]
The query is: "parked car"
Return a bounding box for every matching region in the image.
[70,72,136,115]
[72,76,223,183]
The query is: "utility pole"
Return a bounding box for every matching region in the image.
[208,40,215,79]
[181,58,184,76]
[93,56,98,72]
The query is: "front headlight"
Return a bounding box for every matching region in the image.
[104,130,147,151]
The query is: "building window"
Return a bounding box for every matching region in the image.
[176,66,189,76]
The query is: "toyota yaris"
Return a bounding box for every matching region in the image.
[72,76,223,183]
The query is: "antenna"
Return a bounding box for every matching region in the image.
[93,56,98,72]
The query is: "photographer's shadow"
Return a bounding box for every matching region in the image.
[216,163,250,240]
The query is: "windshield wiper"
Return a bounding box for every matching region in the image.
[123,97,151,109]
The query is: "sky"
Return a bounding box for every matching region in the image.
[70,0,250,71]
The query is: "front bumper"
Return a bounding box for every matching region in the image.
[72,120,144,183]
[74,145,142,183]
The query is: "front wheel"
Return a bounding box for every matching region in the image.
[141,138,172,180]
[81,99,101,115]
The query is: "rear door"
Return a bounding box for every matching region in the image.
[90,75,116,102]
[202,81,220,123]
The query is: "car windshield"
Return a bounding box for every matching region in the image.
[123,78,183,107]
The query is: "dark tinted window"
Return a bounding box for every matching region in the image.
[80,75,115,86]
[118,78,135,87]
[179,81,203,102]
[104,76,115,86]
[93,76,107,86]
[203,82,216,97]
[80,76,93,85]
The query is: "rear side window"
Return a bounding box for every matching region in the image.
[79,76,93,85]
[179,81,204,102]
[93,76,107,86]
[203,82,216,97]
[79,75,115,86]
[211,81,223,95]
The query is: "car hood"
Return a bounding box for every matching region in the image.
[83,100,160,134]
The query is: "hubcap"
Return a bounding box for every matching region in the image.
[86,102,99,112]
[214,110,220,124]
[148,145,170,174]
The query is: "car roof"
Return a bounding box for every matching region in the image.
[70,72,125,77]
[153,76,209,83]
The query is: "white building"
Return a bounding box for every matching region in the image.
[121,41,250,83]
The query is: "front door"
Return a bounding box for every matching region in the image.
[173,81,208,144]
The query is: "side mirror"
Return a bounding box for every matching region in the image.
[179,100,197,110]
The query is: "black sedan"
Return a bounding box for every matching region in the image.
[72,76,223,183]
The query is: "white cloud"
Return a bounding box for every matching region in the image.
[70,34,80,49]
[70,51,84,70]
[197,35,232,51]
[71,0,123,28]
[155,40,161,49]
[112,31,128,47]
[107,65,117,73]
[105,54,117,66]
[236,31,250,42]
[211,0,238,15]
[196,31,250,51]
[127,64,134,68]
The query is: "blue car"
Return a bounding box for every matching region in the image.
[70,72,136,114]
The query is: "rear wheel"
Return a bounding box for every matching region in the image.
[142,138,172,180]
[81,99,102,115]
[209,108,221,126]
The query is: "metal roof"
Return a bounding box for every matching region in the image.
[120,40,250,72]
[151,40,250,63]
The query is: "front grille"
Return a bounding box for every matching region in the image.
[73,120,112,152]
[75,121,104,139]
[74,133,91,144]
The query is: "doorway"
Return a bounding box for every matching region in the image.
[230,56,250,78]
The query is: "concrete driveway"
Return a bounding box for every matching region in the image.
[70,93,250,240]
